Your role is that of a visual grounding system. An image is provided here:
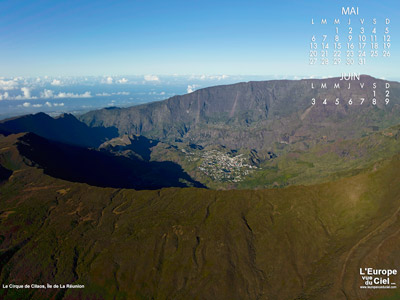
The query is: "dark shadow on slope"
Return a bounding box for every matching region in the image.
[101,135,159,161]
[0,112,118,148]
[0,165,12,184]
[0,129,11,137]
[17,133,205,190]
[123,135,158,161]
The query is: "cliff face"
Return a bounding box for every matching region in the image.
[79,76,400,149]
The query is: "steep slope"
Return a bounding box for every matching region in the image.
[0,112,118,148]
[79,76,400,149]
[1,133,400,300]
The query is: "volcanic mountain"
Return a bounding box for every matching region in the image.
[79,75,400,149]
[1,76,400,190]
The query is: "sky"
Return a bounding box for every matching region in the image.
[0,0,399,78]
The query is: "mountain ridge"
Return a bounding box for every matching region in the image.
[79,76,400,149]
[0,112,118,148]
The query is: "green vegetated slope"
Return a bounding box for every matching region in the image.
[147,124,400,190]
[1,133,400,300]
[237,124,400,189]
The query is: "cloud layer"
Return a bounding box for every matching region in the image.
[51,79,62,86]
[95,91,130,96]
[40,89,92,99]
[18,101,65,108]
[144,75,160,82]
[0,79,19,90]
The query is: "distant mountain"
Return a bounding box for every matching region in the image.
[0,112,118,148]
[79,75,400,149]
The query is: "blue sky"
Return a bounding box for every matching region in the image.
[0,0,399,78]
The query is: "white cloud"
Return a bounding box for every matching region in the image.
[106,76,113,84]
[100,76,114,84]
[0,92,9,100]
[81,91,92,98]
[43,101,64,107]
[191,74,229,81]
[21,87,31,99]
[117,78,128,84]
[41,89,54,98]
[51,79,61,86]
[187,84,199,93]
[32,104,43,108]
[40,89,92,99]
[0,79,18,90]
[56,91,91,98]
[95,91,130,97]
[96,92,111,96]
[148,91,166,96]
[144,75,159,82]
[14,87,36,100]
[23,102,31,107]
